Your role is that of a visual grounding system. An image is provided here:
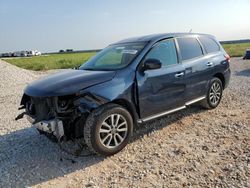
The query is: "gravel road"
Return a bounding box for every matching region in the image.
[0,58,249,188]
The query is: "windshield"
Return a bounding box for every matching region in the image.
[80,42,146,71]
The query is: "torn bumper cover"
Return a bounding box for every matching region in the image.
[27,116,64,140]
[15,94,68,140]
[16,92,108,140]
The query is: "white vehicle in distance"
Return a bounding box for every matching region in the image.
[27,50,41,56]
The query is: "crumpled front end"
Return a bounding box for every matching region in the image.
[18,94,66,140]
[16,92,108,141]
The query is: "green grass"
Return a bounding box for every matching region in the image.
[2,42,250,71]
[222,43,250,57]
[4,52,96,71]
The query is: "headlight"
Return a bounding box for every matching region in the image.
[57,95,75,111]
[58,100,67,108]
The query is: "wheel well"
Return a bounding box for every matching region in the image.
[213,73,225,89]
[111,99,139,124]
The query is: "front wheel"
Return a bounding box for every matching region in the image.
[201,77,223,109]
[84,104,133,156]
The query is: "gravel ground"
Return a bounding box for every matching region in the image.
[0,58,249,188]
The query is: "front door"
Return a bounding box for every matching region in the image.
[136,39,186,119]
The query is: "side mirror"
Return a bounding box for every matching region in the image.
[143,59,162,71]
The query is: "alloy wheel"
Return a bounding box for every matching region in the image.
[99,114,128,149]
[209,82,221,105]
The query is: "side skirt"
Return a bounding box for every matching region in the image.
[137,96,205,123]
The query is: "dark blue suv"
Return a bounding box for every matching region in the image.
[17,33,231,155]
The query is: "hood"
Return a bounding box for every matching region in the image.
[24,69,116,97]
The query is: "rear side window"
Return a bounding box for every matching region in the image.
[145,39,178,67]
[177,37,203,61]
[199,36,220,53]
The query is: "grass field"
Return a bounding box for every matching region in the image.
[4,52,96,71]
[223,43,250,57]
[2,43,250,71]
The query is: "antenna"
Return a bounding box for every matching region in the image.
[189,29,192,33]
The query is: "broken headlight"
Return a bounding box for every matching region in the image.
[57,95,76,111]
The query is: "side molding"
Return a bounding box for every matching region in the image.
[138,96,205,123]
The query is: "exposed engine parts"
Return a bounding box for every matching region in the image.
[16,93,107,142]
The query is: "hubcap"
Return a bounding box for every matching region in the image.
[99,114,128,149]
[209,82,221,105]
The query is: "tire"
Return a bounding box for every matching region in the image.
[84,103,133,156]
[201,77,223,109]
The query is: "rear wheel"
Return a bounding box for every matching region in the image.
[201,77,223,109]
[84,104,133,156]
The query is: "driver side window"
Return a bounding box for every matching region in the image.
[145,39,178,67]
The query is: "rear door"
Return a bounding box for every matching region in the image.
[198,35,225,81]
[176,37,208,101]
[136,38,186,119]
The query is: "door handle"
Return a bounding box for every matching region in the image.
[206,62,214,67]
[175,72,184,78]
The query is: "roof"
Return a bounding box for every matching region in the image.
[113,33,213,44]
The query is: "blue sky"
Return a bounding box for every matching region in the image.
[0,0,249,53]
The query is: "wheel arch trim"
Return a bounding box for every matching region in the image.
[213,72,225,89]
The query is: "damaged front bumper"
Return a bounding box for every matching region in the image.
[27,116,65,140]
[16,92,108,141]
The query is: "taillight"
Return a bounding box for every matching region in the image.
[224,54,230,63]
